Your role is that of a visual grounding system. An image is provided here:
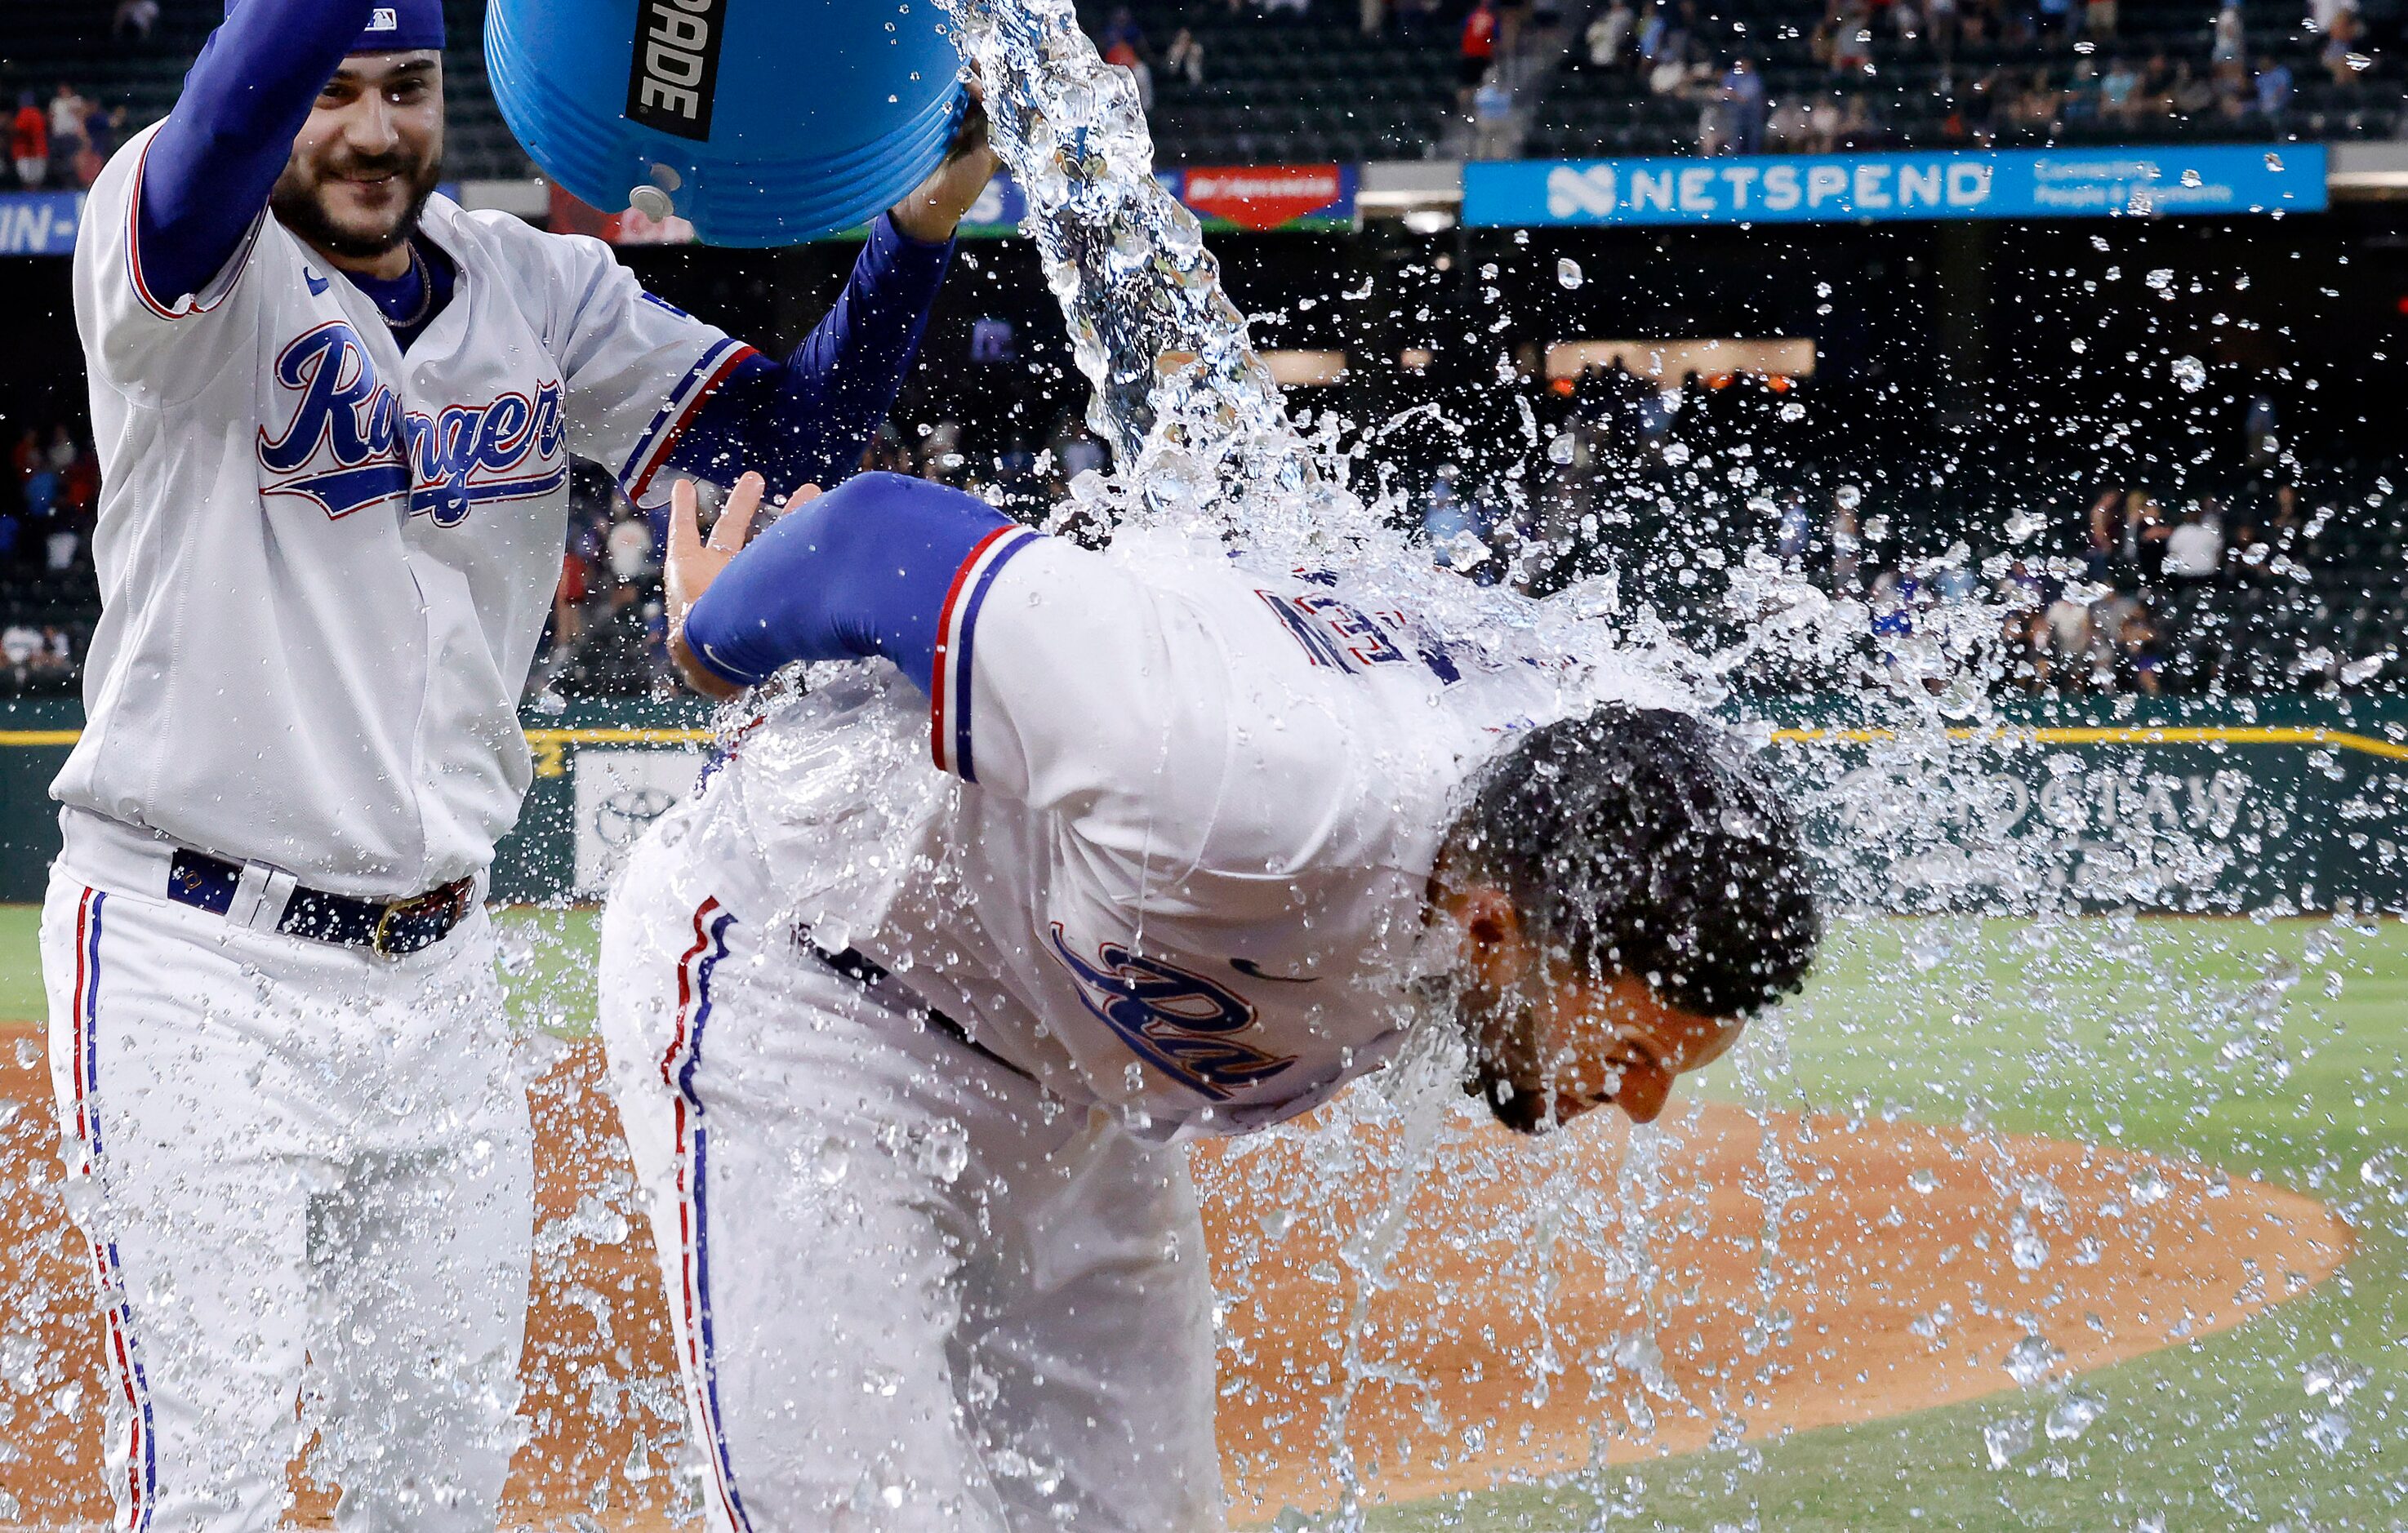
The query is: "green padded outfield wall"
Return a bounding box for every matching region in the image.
[2,696,2404,913]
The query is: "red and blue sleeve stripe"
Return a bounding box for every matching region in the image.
[929,526,1039,783]
[620,336,760,503]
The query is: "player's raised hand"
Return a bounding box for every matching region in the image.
[888,78,999,243]
[666,473,818,697]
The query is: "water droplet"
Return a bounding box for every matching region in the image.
[2045,1385,2107,1441]
[2003,1334,2063,1387]
[2265,151,2285,171]
[2303,1352,2369,1403]
[1907,1167,1937,1194]
[1983,1415,2034,1468]
[2170,355,2206,393]
[2128,1166,2169,1205]
[2179,168,2203,189]
[2144,267,2175,291]
[1556,257,1583,289]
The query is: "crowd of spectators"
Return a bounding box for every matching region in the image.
[1573,0,2386,154]
[1402,362,2375,695]
[9,81,127,191]
[1981,475,2319,691]
[0,422,96,698]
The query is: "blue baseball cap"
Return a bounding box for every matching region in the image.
[225,0,445,54]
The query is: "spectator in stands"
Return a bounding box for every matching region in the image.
[1460,0,1500,104]
[1697,85,1732,153]
[11,94,47,190]
[114,0,161,40]
[2308,0,2357,34]
[2162,504,2226,580]
[1829,2,1875,72]
[44,424,78,477]
[47,86,87,175]
[2081,0,2116,39]
[1925,0,1961,54]
[1104,34,1155,109]
[2036,0,2074,38]
[1767,96,1818,148]
[1424,470,1476,568]
[2166,59,2214,118]
[2101,57,2143,118]
[2320,7,2366,82]
[2256,56,2295,117]
[1637,0,1668,60]
[916,420,968,486]
[605,511,657,583]
[0,622,42,693]
[30,627,73,694]
[553,544,590,654]
[1649,38,1696,94]
[7,428,38,483]
[2062,56,2103,127]
[2118,598,2164,693]
[1166,27,1205,82]
[1723,57,1768,152]
[78,102,122,187]
[2211,1,2246,69]
[1099,6,1146,55]
[1587,0,1636,68]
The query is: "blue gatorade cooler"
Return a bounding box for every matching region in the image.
[486,0,964,247]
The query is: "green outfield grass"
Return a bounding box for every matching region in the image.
[2,908,2398,1529]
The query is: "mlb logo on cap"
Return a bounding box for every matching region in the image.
[367,8,398,29]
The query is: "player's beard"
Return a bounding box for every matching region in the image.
[1418,971,1557,1136]
[270,143,444,263]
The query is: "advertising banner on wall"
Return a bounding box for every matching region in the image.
[1463,144,2326,229]
[0,193,86,257]
[554,166,1358,245]
[924,163,1360,239]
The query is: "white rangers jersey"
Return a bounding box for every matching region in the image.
[59,122,750,895]
[675,531,1594,1140]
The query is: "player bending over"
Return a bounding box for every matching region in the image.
[42,1,991,1526]
[599,472,1821,1531]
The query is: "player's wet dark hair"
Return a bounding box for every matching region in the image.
[1446,703,1821,1017]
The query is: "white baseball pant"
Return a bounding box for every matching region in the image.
[38,855,532,1533]
[598,824,1225,1533]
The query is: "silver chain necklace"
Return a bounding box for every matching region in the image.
[382,241,434,331]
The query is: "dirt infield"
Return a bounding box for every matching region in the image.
[0,1027,2349,1526]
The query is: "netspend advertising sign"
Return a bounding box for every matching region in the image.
[1463,144,2326,228]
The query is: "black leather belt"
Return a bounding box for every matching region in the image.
[802,934,1036,1084]
[167,849,476,957]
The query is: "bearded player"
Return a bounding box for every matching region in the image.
[40,1,995,1527]
[595,469,1821,1530]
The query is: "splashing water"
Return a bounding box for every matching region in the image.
[942,0,1700,716]
[914,1,2395,1527]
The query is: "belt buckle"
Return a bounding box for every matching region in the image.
[372,880,468,958]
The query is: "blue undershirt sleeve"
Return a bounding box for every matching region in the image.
[136,0,377,309]
[663,215,954,498]
[680,472,1018,693]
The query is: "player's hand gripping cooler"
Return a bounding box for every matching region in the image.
[485,0,968,244]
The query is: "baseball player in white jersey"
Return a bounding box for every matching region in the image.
[39,1,995,1526]
[595,470,1823,1529]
